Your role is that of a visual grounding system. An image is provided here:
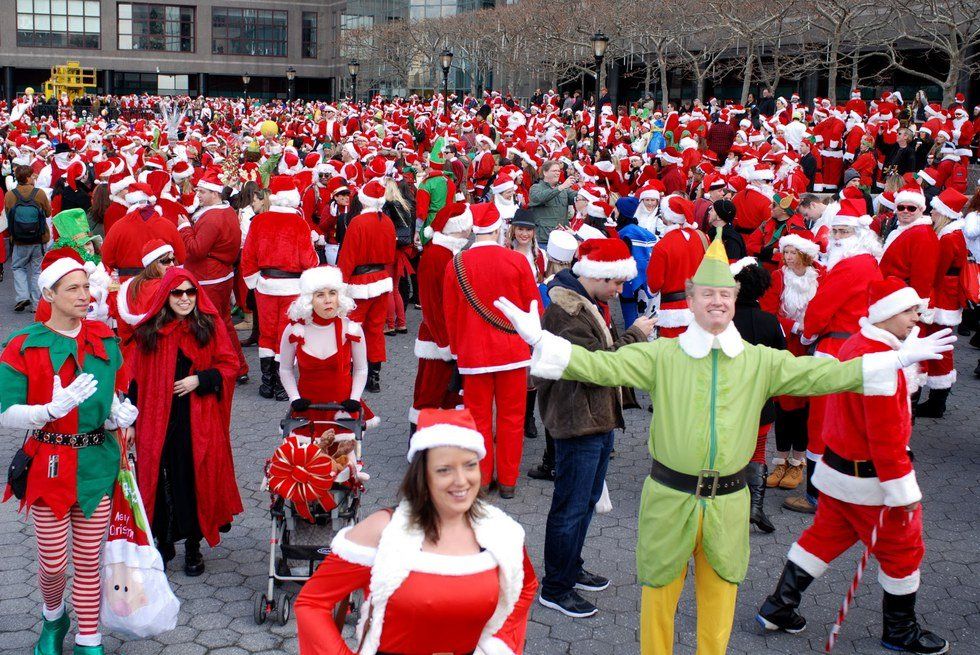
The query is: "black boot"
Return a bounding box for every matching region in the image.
[409,422,416,441]
[271,360,289,401]
[914,389,949,419]
[524,389,538,439]
[366,362,381,393]
[157,540,175,564]
[527,430,556,481]
[747,462,775,533]
[258,357,274,399]
[880,591,949,654]
[757,560,815,634]
[975,359,980,379]
[183,539,205,577]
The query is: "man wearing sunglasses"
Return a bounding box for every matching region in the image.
[879,183,940,305]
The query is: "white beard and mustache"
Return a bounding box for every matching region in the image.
[494,194,517,220]
[826,230,883,269]
[781,266,818,322]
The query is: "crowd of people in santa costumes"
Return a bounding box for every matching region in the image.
[0,82,977,655]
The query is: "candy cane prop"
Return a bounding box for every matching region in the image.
[825,507,888,653]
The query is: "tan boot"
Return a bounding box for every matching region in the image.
[234,314,253,331]
[779,462,805,490]
[766,460,788,488]
[782,495,816,514]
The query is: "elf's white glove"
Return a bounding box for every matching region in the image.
[107,396,139,429]
[896,326,956,368]
[493,298,542,346]
[47,374,99,420]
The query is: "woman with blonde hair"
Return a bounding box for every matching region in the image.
[507,209,545,284]
[382,177,415,335]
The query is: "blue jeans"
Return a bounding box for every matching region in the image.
[11,243,43,304]
[542,430,614,598]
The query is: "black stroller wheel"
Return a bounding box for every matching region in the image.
[253,592,269,624]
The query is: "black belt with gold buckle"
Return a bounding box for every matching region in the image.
[32,428,106,448]
[822,447,877,478]
[649,459,747,499]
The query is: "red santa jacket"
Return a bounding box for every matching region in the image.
[745,214,809,269]
[927,219,967,326]
[442,241,540,374]
[812,322,920,507]
[179,203,242,285]
[803,252,882,354]
[879,219,939,301]
[935,155,968,193]
[100,206,187,277]
[731,185,772,233]
[469,150,495,194]
[241,206,319,296]
[659,165,686,197]
[414,234,465,361]
[301,184,330,235]
[337,210,396,299]
[849,151,877,188]
[646,226,707,328]
[102,199,129,235]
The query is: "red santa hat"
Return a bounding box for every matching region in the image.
[37,247,88,292]
[778,231,820,259]
[470,202,503,234]
[326,176,350,198]
[93,160,113,180]
[930,188,968,220]
[124,181,156,207]
[109,173,136,196]
[144,154,166,170]
[475,134,495,149]
[365,156,389,180]
[867,277,927,324]
[491,173,516,195]
[585,201,616,226]
[850,89,862,100]
[894,183,926,210]
[660,195,694,225]
[140,239,174,267]
[171,160,193,181]
[701,173,726,193]
[878,190,897,212]
[64,161,86,191]
[657,147,683,165]
[425,202,473,239]
[357,179,387,211]
[299,265,345,295]
[269,175,301,208]
[917,168,939,187]
[407,408,486,462]
[572,238,637,280]
[830,198,872,228]
[953,92,965,104]
[196,169,224,193]
[637,182,664,201]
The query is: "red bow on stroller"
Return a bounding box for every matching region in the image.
[267,436,338,522]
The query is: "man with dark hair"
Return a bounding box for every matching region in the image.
[4,165,52,311]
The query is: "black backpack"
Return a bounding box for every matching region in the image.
[9,188,45,244]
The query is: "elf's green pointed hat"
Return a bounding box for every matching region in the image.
[52,209,95,244]
[692,227,736,287]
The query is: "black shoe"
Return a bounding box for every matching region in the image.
[757,560,815,634]
[914,389,949,419]
[271,361,289,401]
[157,541,176,564]
[236,374,249,385]
[498,484,516,499]
[881,592,949,654]
[747,462,775,534]
[184,541,205,577]
[258,357,274,399]
[958,324,972,336]
[575,570,609,592]
[538,590,598,618]
[14,300,29,312]
[366,362,381,393]
[527,464,556,481]
[396,327,408,334]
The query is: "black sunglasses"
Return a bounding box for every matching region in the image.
[158,256,176,265]
[896,205,919,212]
[169,288,198,298]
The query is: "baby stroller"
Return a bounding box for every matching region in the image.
[254,402,366,627]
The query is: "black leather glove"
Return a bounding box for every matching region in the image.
[340,399,362,413]
[291,398,311,412]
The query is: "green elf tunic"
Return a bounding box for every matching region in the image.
[0,320,124,519]
[531,320,899,587]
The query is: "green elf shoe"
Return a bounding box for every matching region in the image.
[33,612,70,655]
[72,645,105,655]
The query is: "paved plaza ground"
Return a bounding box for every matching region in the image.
[1,280,977,654]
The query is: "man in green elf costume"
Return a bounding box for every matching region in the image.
[494,231,954,655]
[415,137,455,245]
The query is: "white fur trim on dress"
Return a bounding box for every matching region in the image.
[788,542,829,578]
[412,550,497,576]
[655,306,694,328]
[476,635,518,655]
[860,350,900,396]
[255,275,302,296]
[812,459,887,506]
[116,278,148,326]
[414,339,453,361]
[778,234,820,259]
[925,370,957,389]
[880,470,922,507]
[867,287,926,324]
[928,307,962,326]
[330,527,377,566]
[270,188,301,208]
[572,257,638,281]
[930,196,962,220]
[140,244,173,268]
[407,424,486,461]
[879,569,920,595]
[347,277,393,299]
[529,331,572,380]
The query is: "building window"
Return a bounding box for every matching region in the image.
[302,11,317,59]
[212,7,287,57]
[16,0,101,49]
[118,3,194,52]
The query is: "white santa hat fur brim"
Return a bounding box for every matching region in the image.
[638,188,661,201]
[895,189,926,209]
[300,266,345,295]
[406,424,486,462]
[141,244,174,268]
[729,257,758,277]
[125,190,156,206]
[778,234,820,259]
[270,188,302,208]
[38,258,87,292]
[197,180,224,193]
[830,213,872,228]
[110,175,135,196]
[930,195,962,220]
[867,287,927,324]
[660,202,687,225]
[573,255,638,281]
[492,180,516,194]
[358,188,386,212]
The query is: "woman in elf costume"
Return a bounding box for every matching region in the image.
[0,248,138,655]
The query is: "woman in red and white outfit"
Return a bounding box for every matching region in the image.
[294,407,538,655]
[916,188,969,418]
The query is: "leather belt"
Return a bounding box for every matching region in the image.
[352,263,385,275]
[822,447,877,478]
[649,459,747,499]
[260,268,302,279]
[117,267,142,277]
[32,428,106,449]
[660,291,687,304]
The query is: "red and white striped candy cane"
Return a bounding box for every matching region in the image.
[825,507,888,653]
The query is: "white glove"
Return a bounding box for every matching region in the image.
[492,298,542,346]
[896,326,956,368]
[109,396,139,429]
[46,374,99,420]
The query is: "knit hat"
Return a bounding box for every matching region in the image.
[269,175,301,208]
[894,183,926,210]
[778,231,820,259]
[358,179,386,211]
[470,202,503,234]
[712,199,737,224]
[843,168,861,186]
[867,277,926,324]
[830,198,872,228]
[299,265,345,295]
[572,238,637,280]
[124,181,156,207]
[546,230,578,264]
[141,239,174,267]
[196,169,224,193]
[425,202,473,238]
[38,247,87,292]
[691,228,736,287]
[407,408,486,462]
[661,195,694,225]
[930,188,968,220]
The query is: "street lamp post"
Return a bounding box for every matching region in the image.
[348,60,359,103]
[286,66,296,102]
[440,49,453,119]
[242,72,250,98]
[591,32,609,156]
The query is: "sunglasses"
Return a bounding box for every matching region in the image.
[896,205,919,212]
[169,288,198,298]
[158,257,176,265]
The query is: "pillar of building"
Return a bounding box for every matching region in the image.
[3,67,13,106]
[198,73,207,97]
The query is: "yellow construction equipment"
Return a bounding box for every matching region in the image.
[43,61,97,101]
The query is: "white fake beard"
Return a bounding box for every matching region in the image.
[781,266,818,322]
[826,231,882,269]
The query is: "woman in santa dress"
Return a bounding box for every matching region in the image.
[760,233,823,495]
[294,407,538,655]
[116,240,177,369]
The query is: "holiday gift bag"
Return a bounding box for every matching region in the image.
[100,465,180,639]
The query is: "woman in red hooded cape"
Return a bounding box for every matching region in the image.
[130,267,243,575]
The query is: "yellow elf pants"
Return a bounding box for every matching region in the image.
[639,517,738,655]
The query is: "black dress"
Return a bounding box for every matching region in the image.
[733,301,786,426]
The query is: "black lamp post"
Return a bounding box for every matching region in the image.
[591,32,609,155]
[440,48,453,119]
[286,66,296,101]
[242,72,250,98]
[348,59,359,102]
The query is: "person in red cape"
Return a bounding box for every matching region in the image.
[130,268,243,576]
[115,239,177,379]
